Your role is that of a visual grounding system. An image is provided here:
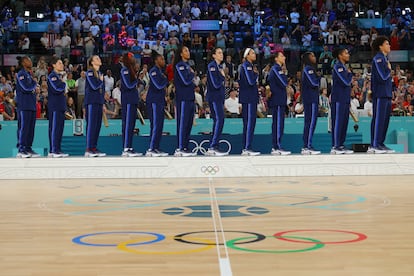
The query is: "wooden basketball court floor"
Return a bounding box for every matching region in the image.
[0,155,414,275]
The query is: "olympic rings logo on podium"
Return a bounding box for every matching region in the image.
[72,229,367,255]
[200,165,220,175]
[189,139,232,155]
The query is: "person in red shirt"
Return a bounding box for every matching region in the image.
[36,93,42,118]
[0,95,5,118]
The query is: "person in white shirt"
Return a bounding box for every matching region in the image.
[90,21,100,37]
[364,93,373,117]
[136,24,146,41]
[225,89,241,117]
[191,3,201,19]
[219,4,229,18]
[151,39,164,56]
[61,31,71,59]
[73,2,81,15]
[179,18,191,34]
[104,70,114,94]
[82,17,92,32]
[168,19,179,37]
[156,16,170,33]
[302,31,312,47]
[111,80,121,105]
[290,8,300,27]
[40,32,49,50]
[71,14,82,41]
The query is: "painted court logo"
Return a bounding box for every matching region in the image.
[162,205,269,217]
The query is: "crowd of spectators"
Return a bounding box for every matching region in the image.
[1,0,414,123]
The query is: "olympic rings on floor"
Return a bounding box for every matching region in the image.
[226,235,325,253]
[200,165,220,175]
[117,236,215,255]
[72,229,367,255]
[72,231,165,247]
[174,231,266,246]
[273,229,368,244]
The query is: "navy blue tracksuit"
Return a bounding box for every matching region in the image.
[120,67,139,149]
[206,60,225,149]
[15,68,37,152]
[174,60,195,150]
[301,65,320,149]
[84,69,104,150]
[331,61,353,149]
[47,70,67,153]
[147,65,168,151]
[371,52,392,148]
[268,63,288,150]
[239,61,259,150]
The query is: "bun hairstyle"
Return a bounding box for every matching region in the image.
[122,52,138,81]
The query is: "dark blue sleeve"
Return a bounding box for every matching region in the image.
[121,68,138,89]
[208,63,222,90]
[48,73,66,93]
[333,64,352,87]
[304,67,320,88]
[175,63,194,86]
[150,68,168,90]
[17,71,37,93]
[242,63,258,86]
[271,67,288,87]
[86,71,103,91]
[373,57,391,82]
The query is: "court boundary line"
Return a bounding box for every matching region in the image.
[208,175,233,276]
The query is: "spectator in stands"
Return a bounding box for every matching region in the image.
[84,32,96,58]
[0,76,13,94]
[364,92,373,117]
[40,32,49,52]
[53,33,63,58]
[104,70,114,95]
[191,3,201,20]
[17,33,30,53]
[75,71,86,118]
[225,89,241,118]
[61,31,71,59]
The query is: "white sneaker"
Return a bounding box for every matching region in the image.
[367,146,386,154]
[84,150,99,157]
[174,149,195,157]
[122,149,142,157]
[94,149,106,157]
[343,148,354,154]
[16,151,31,158]
[241,149,261,156]
[380,146,395,154]
[206,148,229,156]
[301,148,310,155]
[271,148,291,155]
[146,149,168,157]
[28,150,41,158]
[302,148,321,155]
[330,147,345,155]
[48,152,64,158]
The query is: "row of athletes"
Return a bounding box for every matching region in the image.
[15,35,393,158]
